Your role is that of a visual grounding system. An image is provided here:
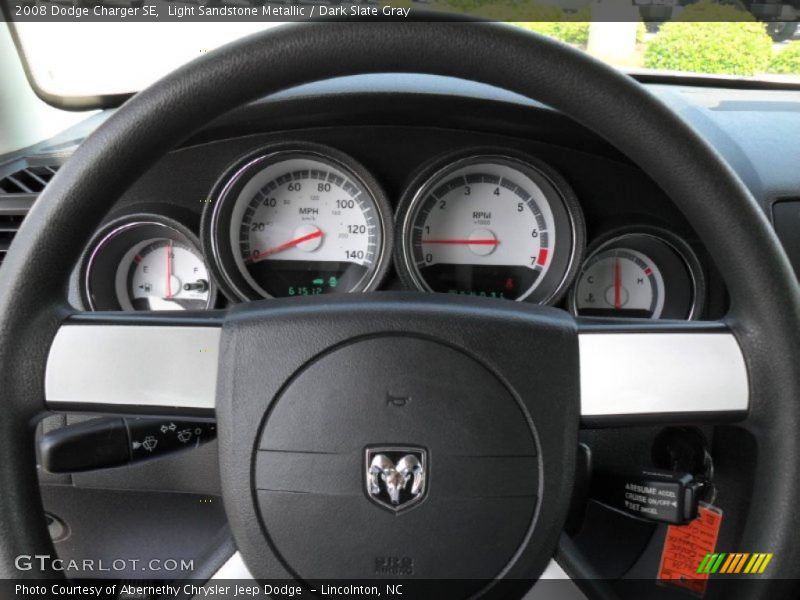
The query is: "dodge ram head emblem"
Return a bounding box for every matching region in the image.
[365,447,427,511]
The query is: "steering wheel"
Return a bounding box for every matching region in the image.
[1,22,799,599]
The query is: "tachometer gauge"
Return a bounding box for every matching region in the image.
[203,143,392,301]
[569,231,704,320]
[396,152,584,303]
[83,217,216,311]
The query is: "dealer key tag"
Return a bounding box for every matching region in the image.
[658,504,723,597]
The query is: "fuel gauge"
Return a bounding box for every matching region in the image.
[83,216,216,312]
[120,238,210,311]
[569,232,704,320]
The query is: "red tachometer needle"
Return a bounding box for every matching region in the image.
[613,257,621,310]
[247,229,323,263]
[165,240,173,299]
[419,239,499,245]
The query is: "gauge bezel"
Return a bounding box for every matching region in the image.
[81,214,217,312]
[202,142,394,302]
[395,149,585,305]
[568,228,706,320]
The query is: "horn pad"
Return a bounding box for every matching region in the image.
[257,336,535,586]
[216,296,579,595]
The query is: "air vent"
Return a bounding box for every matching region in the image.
[0,165,59,194]
[0,161,62,273]
[0,213,25,269]
[0,162,62,272]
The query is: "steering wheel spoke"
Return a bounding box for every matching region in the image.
[578,320,749,427]
[45,312,752,427]
[45,311,223,418]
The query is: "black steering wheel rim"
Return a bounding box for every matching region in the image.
[1,21,799,596]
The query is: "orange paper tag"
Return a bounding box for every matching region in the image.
[657,504,723,597]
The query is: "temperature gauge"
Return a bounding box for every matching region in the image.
[83,217,216,312]
[573,248,665,318]
[569,232,704,320]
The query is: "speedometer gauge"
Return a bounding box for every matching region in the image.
[203,143,392,300]
[396,152,584,303]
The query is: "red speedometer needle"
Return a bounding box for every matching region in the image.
[419,239,499,245]
[166,240,173,299]
[247,230,323,263]
[613,257,621,310]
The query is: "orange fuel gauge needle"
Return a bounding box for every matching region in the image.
[165,240,173,299]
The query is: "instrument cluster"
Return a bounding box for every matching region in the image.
[79,142,706,321]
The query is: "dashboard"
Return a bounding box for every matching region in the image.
[2,72,799,581]
[69,77,734,322]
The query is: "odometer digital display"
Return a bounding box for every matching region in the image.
[204,144,393,301]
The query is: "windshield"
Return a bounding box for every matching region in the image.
[9,4,800,100]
